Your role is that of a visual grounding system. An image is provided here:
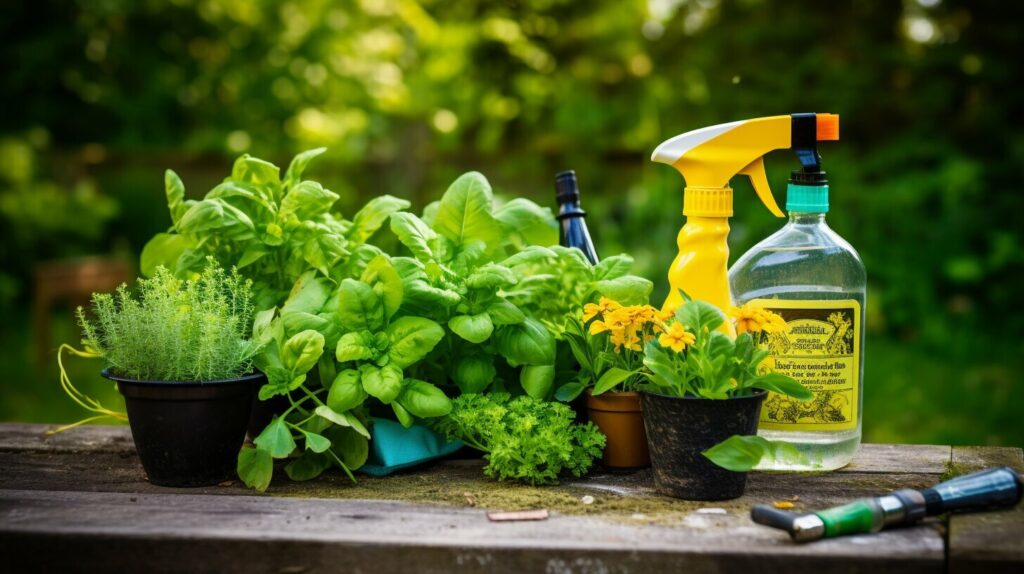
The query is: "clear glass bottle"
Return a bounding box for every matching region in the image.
[729,179,866,471]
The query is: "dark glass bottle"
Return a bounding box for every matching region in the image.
[554,170,599,264]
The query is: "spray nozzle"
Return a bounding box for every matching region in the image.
[652,113,840,218]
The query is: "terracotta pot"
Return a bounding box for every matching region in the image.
[641,390,766,500]
[587,390,650,469]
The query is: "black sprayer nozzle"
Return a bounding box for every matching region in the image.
[554,170,580,203]
[790,113,828,186]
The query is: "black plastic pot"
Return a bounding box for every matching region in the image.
[641,390,766,500]
[104,368,262,487]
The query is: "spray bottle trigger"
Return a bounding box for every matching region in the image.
[738,157,784,217]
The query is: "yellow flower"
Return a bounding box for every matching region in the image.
[582,297,621,322]
[729,304,788,335]
[589,320,610,335]
[658,322,695,353]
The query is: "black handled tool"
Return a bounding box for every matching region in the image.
[752,466,1023,542]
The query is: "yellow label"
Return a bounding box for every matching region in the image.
[750,299,860,431]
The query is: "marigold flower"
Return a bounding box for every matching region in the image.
[589,320,610,335]
[582,297,621,322]
[729,304,788,335]
[658,322,695,353]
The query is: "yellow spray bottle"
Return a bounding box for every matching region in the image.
[651,113,840,330]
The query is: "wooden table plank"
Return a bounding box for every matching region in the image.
[947,446,1024,574]
[0,423,1017,574]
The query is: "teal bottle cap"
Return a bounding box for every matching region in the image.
[786,183,829,213]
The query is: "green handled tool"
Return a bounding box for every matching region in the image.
[751,467,1023,542]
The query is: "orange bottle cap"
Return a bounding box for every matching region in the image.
[817,114,839,141]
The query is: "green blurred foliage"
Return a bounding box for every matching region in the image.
[0,0,1021,445]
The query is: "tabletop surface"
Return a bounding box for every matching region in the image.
[0,422,1020,574]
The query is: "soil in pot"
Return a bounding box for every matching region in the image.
[641,390,765,500]
[105,369,262,487]
[587,390,650,469]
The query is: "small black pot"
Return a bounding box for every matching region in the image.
[104,368,263,487]
[641,390,766,500]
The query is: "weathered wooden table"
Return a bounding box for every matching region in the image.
[0,423,1020,573]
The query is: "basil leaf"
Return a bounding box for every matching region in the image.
[360,255,403,320]
[303,232,349,277]
[335,278,385,332]
[594,276,653,306]
[391,401,414,428]
[702,435,767,472]
[140,233,189,277]
[494,318,555,366]
[177,199,226,234]
[301,430,331,453]
[555,380,587,402]
[281,330,325,375]
[280,180,339,220]
[231,154,281,187]
[386,316,445,368]
[397,379,452,418]
[253,416,296,459]
[465,263,516,290]
[487,299,526,325]
[389,212,437,262]
[453,355,496,394]
[164,169,188,227]
[284,450,332,482]
[592,254,634,281]
[282,271,332,315]
[327,368,367,412]
[283,147,327,192]
[349,195,411,244]
[448,313,494,344]
[335,332,376,363]
[492,197,557,247]
[237,447,273,492]
[431,171,502,250]
[359,364,403,403]
[520,364,555,399]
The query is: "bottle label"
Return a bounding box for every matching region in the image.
[749,299,861,431]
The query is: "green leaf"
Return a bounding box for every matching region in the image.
[432,172,502,250]
[593,254,634,281]
[389,212,437,261]
[303,232,349,277]
[301,430,331,453]
[165,169,188,226]
[231,154,281,187]
[520,364,555,399]
[237,447,273,492]
[314,404,365,435]
[237,242,268,268]
[465,263,516,290]
[703,435,808,472]
[500,246,556,268]
[494,318,555,366]
[284,450,332,482]
[702,435,767,472]
[555,381,587,402]
[281,330,325,375]
[327,368,367,412]
[487,299,525,325]
[749,373,813,401]
[280,181,339,220]
[325,426,370,468]
[335,278,385,332]
[140,233,189,277]
[283,147,327,191]
[177,199,226,234]
[282,272,332,315]
[392,401,414,428]
[593,367,636,395]
[493,197,558,246]
[706,330,735,359]
[360,255,403,320]
[676,300,726,333]
[253,416,296,459]
[349,195,411,244]
[453,355,497,394]
[448,313,494,344]
[335,332,376,363]
[359,364,403,403]
[594,276,653,306]
[386,316,445,368]
[398,379,452,418]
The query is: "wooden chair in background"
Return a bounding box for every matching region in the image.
[33,257,131,370]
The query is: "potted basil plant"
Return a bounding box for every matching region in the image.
[57,262,263,487]
[559,297,675,469]
[639,299,812,500]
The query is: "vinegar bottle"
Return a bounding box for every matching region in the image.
[554,170,599,264]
